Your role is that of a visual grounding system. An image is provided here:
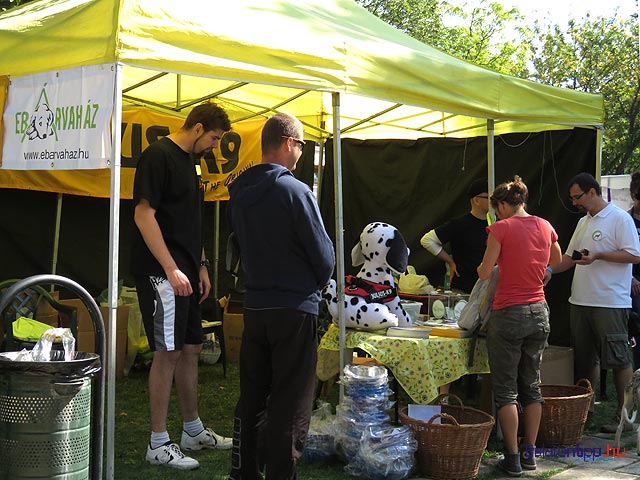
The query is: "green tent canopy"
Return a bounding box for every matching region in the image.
[0,0,602,140]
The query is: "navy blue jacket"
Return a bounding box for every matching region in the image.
[228,163,335,315]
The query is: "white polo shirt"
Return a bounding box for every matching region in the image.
[568,202,640,308]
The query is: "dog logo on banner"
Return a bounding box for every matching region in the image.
[25,101,55,140]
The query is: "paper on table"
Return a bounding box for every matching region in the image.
[408,404,441,424]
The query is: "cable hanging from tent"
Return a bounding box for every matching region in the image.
[461,138,468,172]
[547,131,580,213]
[498,132,532,148]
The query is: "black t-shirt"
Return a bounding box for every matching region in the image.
[131,137,202,281]
[435,213,488,293]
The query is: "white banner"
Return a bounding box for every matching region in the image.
[1,63,115,170]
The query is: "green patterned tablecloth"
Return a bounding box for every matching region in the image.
[318,323,489,404]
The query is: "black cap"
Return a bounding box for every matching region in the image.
[467,178,488,199]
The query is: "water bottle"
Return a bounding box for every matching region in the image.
[443,263,451,290]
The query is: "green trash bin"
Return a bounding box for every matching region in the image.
[0,350,101,480]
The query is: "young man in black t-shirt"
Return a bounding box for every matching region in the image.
[132,102,232,470]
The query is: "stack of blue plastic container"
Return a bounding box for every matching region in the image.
[334,364,417,479]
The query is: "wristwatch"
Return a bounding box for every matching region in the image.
[200,259,210,268]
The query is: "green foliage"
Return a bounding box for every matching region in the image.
[356,0,532,77]
[356,0,640,175]
[530,14,640,174]
[0,0,22,12]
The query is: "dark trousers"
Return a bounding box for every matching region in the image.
[229,308,318,480]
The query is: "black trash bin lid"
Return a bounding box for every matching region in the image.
[0,351,101,377]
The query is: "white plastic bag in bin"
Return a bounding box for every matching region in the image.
[15,327,76,362]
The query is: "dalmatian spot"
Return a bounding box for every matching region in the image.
[376,267,384,272]
[364,323,369,328]
[350,297,359,306]
[366,272,372,278]
[361,305,368,312]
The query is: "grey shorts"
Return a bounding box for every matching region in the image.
[570,305,631,375]
[487,302,550,409]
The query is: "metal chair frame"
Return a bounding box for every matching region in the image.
[0,279,78,351]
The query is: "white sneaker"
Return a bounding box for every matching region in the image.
[146,442,199,470]
[180,427,233,451]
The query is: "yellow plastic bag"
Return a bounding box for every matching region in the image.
[398,266,434,295]
[12,316,53,341]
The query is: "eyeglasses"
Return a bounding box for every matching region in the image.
[569,191,586,201]
[281,136,306,148]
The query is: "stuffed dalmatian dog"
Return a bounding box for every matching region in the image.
[322,222,411,330]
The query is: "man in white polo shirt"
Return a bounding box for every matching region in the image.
[545,172,640,432]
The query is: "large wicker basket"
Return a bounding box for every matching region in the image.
[537,379,593,447]
[399,394,495,480]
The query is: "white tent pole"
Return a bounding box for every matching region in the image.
[487,119,495,196]
[213,200,220,299]
[106,62,123,480]
[51,193,63,288]
[596,127,603,182]
[316,138,325,204]
[332,92,346,401]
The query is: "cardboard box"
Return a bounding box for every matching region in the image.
[59,299,129,379]
[37,291,75,330]
[223,299,244,362]
[540,345,574,385]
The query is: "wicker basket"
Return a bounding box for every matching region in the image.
[537,379,593,447]
[399,394,495,480]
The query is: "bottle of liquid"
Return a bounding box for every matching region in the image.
[443,263,451,291]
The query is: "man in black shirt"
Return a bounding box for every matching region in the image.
[132,102,232,470]
[420,178,489,293]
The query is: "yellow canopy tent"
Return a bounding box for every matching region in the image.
[0,0,602,140]
[0,1,603,477]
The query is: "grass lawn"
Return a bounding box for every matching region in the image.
[113,361,620,479]
[114,361,346,479]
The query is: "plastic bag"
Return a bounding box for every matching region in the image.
[303,400,337,462]
[31,327,75,361]
[458,265,498,332]
[345,425,417,480]
[398,266,434,295]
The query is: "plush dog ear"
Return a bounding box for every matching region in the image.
[386,229,409,274]
[351,241,365,267]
